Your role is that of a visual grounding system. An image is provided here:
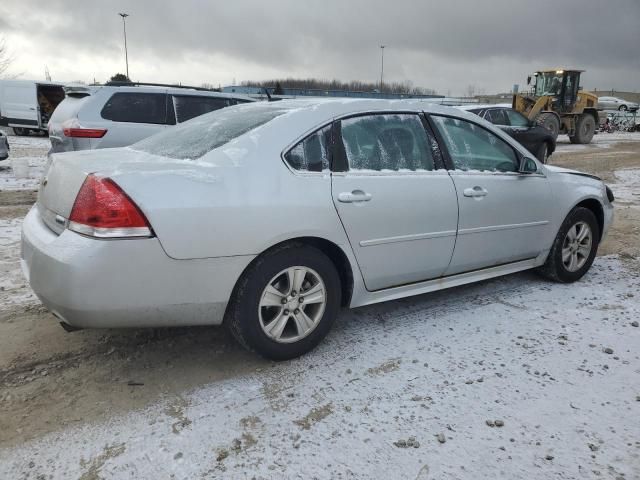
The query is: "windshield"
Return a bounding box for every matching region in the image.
[131,102,290,160]
[535,72,563,97]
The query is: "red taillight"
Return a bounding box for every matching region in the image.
[68,175,153,238]
[63,128,107,138]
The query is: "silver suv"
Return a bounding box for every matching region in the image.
[48,84,254,153]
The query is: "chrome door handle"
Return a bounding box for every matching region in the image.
[463,186,488,197]
[338,190,372,203]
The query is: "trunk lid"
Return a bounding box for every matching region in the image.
[37,147,163,233]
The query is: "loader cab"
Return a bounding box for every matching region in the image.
[533,70,582,112]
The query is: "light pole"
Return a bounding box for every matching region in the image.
[118,13,130,79]
[380,45,385,91]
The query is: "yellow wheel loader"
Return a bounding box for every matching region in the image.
[512,69,599,144]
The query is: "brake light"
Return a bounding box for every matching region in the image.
[63,127,107,138]
[68,175,153,238]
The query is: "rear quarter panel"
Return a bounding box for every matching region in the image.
[111,119,352,260]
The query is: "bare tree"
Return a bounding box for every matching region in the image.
[241,77,439,96]
[0,37,14,78]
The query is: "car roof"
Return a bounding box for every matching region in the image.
[242,97,483,118]
[93,85,254,101]
[537,69,584,73]
[455,103,512,111]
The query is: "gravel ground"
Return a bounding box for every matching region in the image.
[0,131,639,479]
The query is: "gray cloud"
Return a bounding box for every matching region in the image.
[1,0,639,94]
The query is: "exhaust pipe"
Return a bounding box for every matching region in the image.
[59,321,83,332]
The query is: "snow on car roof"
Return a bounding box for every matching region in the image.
[456,103,512,111]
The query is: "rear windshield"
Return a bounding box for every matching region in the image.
[131,103,290,160]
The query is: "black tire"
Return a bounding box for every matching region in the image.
[618,104,627,111]
[225,243,341,360]
[537,113,560,142]
[570,114,596,144]
[13,127,27,136]
[535,142,549,164]
[536,207,600,283]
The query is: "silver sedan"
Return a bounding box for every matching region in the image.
[597,96,639,112]
[21,99,614,359]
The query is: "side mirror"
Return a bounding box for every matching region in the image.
[519,157,538,174]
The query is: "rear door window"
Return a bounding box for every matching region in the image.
[339,114,438,171]
[431,115,519,172]
[504,109,531,127]
[100,92,169,124]
[284,125,331,172]
[484,109,509,126]
[173,95,232,123]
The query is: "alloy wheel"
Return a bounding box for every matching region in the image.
[561,221,592,272]
[258,266,327,343]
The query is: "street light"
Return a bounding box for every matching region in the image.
[118,12,130,79]
[380,45,386,91]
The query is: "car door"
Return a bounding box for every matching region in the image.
[484,108,536,155]
[598,97,613,110]
[331,112,459,291]
[172,95,232,123]
[1,83,38,128]
[485,108,526,147]
[429,114,553,275]
[502,109,542,154]
[94,91,172,148]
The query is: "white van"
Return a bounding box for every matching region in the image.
[0,80,66,135]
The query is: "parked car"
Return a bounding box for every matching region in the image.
[47,84,254,153]
[0,79,66,135]
[22,99,614,360]
[0,130,9,160]
[458,105,556,163]
[597,96,639,112]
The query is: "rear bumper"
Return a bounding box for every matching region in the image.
[21,206,254,329]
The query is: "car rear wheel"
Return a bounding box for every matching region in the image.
[618,105,627,111]
[536,207,599,283]
[226,244,341,360]
[13,127,28,136]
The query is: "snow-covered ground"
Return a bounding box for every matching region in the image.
[0,135,49,191]
[0,217,37,309]
[0,256,638,479]
[613,168,640,206]
[555,132,640,154]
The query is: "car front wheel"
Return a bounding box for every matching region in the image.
[226,244,341,360]
[536,207,600,283]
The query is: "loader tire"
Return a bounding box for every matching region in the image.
[537,113,560,142]
[570,114,596,144]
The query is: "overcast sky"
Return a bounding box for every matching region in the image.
[1,0,639,95]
